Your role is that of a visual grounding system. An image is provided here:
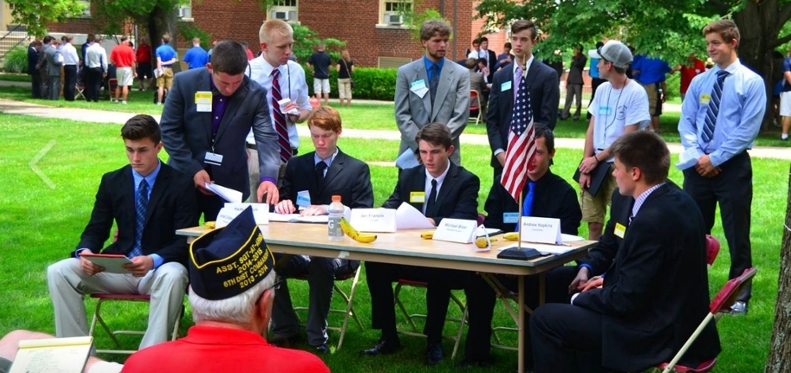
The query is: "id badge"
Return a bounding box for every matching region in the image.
[410,191,426,203]
[614,222,626,239]
[503,212,520,224]
[700,94,711,106]
[205,152,223,166]
[296,190,311,208]
[195,91,212,112]
[598,106,612,116]
[501,81,512,92]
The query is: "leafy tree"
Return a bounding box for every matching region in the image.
[291,24,345,63]
[474,0,791,128]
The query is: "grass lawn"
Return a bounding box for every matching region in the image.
[0,113,783,372]
[0,73,31,82]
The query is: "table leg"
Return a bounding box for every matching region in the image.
[539,272,546,305]
[518,275,525,373]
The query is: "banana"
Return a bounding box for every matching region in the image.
[503,232,519,241]
[204,221,216,229]
[420,231,435,239]
[474,237,498,248]
[340,217,377,243]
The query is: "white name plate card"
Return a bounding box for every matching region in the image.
[350,208,397,233]
[223,203,270,225]
[433,218,478,244]
[519,217,562,245]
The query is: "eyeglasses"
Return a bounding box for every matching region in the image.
[255,277,284,305]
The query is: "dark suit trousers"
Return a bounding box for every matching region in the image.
[365,262,460,344]
[85,67,103,102]
[683,151,752,301]
[39,70,49,99]
[63,65,77,101]
[196,191,224,222]
[531,303,606,373]
[30,74,42,98]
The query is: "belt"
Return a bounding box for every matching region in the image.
[246,143,298,155]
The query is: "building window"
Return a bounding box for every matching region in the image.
[379,0,412,26]
[178,0,193,21]
[76,0,91,17]
[269,0,298,23]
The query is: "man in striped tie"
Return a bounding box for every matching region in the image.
[248,19,312,199]
[47,115,198,350]
[678,19,766,315]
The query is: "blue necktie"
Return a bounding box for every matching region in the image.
[702,70,729,143]
[131,179,149,258]
[515,181,535,232]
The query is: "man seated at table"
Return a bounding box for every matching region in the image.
[270,106,374,353]
[530,131,721,373]
[362,122,480,365]
[123,207,330,372]
[47,114,198,350]
[459,125,582,368]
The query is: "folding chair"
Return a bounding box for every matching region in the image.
[75,84,86,100]
[656,267,757,373]
[468,90,482,125]
[393,279,468,359]
[293,263,364,351]
[107,78,118,100]
[88,293,183,355]
[705,234,720,269]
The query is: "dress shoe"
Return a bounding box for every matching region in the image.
[268,333,301,347]
[425,342,444,365]
[314,343,330,355]
[360,337,401,356]
[731,301,748,315]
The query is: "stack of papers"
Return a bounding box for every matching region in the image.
[268,214,329,224]
[205,182,242,203]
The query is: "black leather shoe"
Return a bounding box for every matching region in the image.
[268,333,301,347]
[425,342,444,365]
[360,337,401,356]
[314,343,330,355]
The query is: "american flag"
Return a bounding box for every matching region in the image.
[500,75,536,203]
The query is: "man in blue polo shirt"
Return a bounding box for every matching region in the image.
[632,55,671,132]
[183,37,209,70]
[156,34,178,105]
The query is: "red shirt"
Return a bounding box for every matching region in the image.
[246,48,255,61]
[110,44,136,68]
[136,44,152,65]
[121,325,330,373]
[679,59,706,94]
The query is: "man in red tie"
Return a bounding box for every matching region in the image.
[248,18,312,196]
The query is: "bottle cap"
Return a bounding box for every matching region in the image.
[332,195,341,202]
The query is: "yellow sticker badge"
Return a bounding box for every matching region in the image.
[410,191,426,203]
[614,222,626,239]
[699,94,711,106]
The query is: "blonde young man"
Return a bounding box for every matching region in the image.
[247,19,312,198]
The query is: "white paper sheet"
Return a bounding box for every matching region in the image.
[80,254,131,274]
[204,182,242,203]
[395,202,435,230]
[268,213,329,224]
[395,148,420,169]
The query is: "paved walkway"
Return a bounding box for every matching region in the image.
[1,97,789,160]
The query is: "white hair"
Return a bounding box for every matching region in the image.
[189,270,276,326]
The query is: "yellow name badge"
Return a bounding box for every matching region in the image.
[410,191,426,204]
[195,91,212,112]
[614,222,626,239]
[700,94,711,106]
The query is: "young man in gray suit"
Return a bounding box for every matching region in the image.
[160,41,281,221]
[395,19,470,166]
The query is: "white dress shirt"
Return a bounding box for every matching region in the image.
[61,43,79,66]
[422,162,451,215]
[247,57,311,149]
[85,43,108,72]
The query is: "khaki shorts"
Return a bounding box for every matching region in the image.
[580,164,618,224]
[313,78,330,94]
[643,83,662,116]
[338,78,352,99]
[156,67,174,89]
[116,67,134,87]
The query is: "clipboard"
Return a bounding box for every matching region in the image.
[573,161,611,197]
[79,253,132,273]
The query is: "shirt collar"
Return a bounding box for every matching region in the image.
[425,161,451,185]
[715,58,742,75]
[632,182,665,218]
[314,148,339,167]
[423,55,445,72]
[131,160,162,189]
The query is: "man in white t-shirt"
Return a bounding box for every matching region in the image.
[247,19,312,197]
[577,40,650,240]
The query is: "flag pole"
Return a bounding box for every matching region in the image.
[517,190,523,250]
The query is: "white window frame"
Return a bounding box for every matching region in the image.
[178,0,193,22]
[378,0,412,27]
[269,0,299,23]
[76,0,91,18]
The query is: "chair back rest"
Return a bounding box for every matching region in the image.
[469,90,480,109]
[710,267,756,314]
[705,234,720,268]
[109,78,118,90]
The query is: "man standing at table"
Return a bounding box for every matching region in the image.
[270,106,373,353]
[678,19,765,314]
[47,114,197,351]
[160,40,281,221]
[395,19,469,166]
[248,18,312,195]
[362,123,479,365]
[487,19,560,179]
[530,130,720,373]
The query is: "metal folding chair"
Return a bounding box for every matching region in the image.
[75,84,86,100]
[469,90,482,125]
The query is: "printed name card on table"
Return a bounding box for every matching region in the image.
[216,203,270,228]
[350,208,397,233]
[519,217,562,245]
[433,218,478,244]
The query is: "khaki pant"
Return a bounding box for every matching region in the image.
[580,164,618,224]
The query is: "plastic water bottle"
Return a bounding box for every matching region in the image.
[328,195,344,242]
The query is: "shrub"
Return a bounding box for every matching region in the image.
[304,66,398,101]
[3,46,28,74]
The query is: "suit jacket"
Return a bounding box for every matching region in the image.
[483,170,580,234]
[469,71,486,108]
[574,183,721,372]
[44,45,63,76]
[280,149,374,208]
[27,46,38,76]
[395,57,470,165]
[483,49,497,82]
[486,60,559,169]
[382,163,479,225]
[74,164,198,267]
[160,68,280,200]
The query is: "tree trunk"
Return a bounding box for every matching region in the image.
[147,6,178,58]
[764,163,791,373]
[733,2,775,131]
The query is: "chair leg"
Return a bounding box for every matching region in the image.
[93,299,122,348]
[336,265,363,351]
[451,304,468,360]
[394,283,420,332]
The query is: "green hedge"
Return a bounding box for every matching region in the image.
[3,46,28,74]
[303,66,398,101]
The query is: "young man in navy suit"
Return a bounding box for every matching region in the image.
[362,123,480,365]
[270,106,373,354]
[47,115,198,350]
